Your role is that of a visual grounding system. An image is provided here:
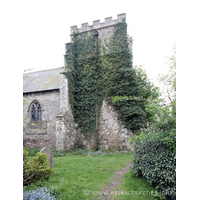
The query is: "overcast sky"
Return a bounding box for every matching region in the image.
[1,0,176,86]
[13,0,175,85]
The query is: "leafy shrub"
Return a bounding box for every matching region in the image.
[23,147,41,156]
[132,133,176,200]
[23,150,54,186]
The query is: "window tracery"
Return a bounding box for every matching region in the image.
[30,100,42,121]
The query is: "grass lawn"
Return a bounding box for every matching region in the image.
[24,152,157,200]
[113,169,157,200]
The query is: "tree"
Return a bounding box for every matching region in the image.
[131,45,176,199]
[143,44,176,151]
[159,44,176,102]
[134,65,160,126]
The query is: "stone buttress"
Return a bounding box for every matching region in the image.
[56,72,79,151]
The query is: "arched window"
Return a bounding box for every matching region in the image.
[30,100,42,121]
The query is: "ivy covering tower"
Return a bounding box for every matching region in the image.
[103,20,146,132]
[65,18,146,137]
[23,14,148,151]
[65,31,104,137]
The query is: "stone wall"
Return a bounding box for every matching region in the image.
[55,72,79,151]
[70,14,125,42]
[23,90,60,148]
[68,13,133,58]
[61,100,134,151]
[98,101,134,151]
[23,13,134,152]
[61,13,134,151]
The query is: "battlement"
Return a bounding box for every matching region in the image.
[67,13,133,65]
[70,13,126,35]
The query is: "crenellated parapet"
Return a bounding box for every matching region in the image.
[70,13,126,35]
[67,13,133,57]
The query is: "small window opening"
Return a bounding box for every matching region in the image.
[30,101,42,121]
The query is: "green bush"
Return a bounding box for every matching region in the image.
[23,149,54,186]
[132,133,176,200]
[23,146,40,156]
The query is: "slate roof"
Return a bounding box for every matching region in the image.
[23,67,64,93]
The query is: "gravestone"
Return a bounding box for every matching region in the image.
[40,147,53,169]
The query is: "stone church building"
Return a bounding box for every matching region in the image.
[23,14,134,151]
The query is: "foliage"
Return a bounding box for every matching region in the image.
[24,147,116,158]
[131,71,176,199]
[132,133,176,200]
[23,149,54,186]
[65,29,104,137]
[134,65,160,125]
[131,47,176,199]
[103,21,146,132]
[23,147,41,156]
[111,65,161,129]
[65,19,148,136]
[24,153,156,200]
[52,147,106,156]
[143,78,176,151]
[159,44,176,102]
[65,19,174,140]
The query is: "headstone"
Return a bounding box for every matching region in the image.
[40,147,53,169]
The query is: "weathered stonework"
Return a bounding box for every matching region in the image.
[69,13,133,61]
[23,13,134,152]
[55,72,79,151]
[25,121,47,135]
[98,101,134,151]
[63,13,134,150]
[23,90,60,149]
[56,111,79,151]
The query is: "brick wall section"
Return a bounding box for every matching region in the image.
[23,90,60,148]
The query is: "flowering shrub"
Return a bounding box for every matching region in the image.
[23,186,59,200]
[23,150,54,186]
